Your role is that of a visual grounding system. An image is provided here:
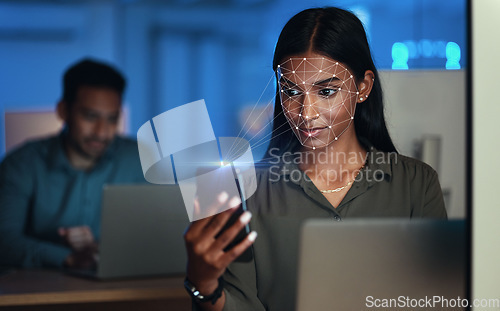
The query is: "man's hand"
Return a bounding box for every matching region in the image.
[59,226,95,251]
[59,226,98,269]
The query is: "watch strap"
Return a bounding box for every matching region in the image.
[184,277,224,305]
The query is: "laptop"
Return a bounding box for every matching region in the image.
[296,219,467,311]
[67,184,190,280]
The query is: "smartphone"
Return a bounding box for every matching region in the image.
[196,166,253,262]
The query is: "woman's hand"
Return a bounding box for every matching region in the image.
[184,192,257,306]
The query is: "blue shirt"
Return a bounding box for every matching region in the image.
[0,132,145,268]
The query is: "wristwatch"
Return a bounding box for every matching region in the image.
[184,277,224,305]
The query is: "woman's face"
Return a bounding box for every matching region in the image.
[277,52,361,150]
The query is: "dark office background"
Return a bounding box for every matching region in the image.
[0,0,466,159]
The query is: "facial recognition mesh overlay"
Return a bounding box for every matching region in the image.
[137,99,256,222]
[277,57,360,150]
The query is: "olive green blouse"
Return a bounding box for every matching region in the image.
[195,148,447,311]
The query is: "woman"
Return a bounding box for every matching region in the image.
[184,7,447,311]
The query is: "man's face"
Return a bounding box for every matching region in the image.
[64,86,121,161]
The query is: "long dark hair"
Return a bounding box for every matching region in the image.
[263,7,397,161]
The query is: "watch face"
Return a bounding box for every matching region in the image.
[184,279,201,297]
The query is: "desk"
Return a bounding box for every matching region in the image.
[0,269,191,311]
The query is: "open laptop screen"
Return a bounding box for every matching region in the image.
[296,219,466,311]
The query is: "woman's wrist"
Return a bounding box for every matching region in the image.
[184,277,225,305]
[193,279,219,295]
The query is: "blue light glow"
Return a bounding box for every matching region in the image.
[445,42,461,70]
[392,40,462,70]
[392,42,409,70]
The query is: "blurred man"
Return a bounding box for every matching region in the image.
[0,59,144,268]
